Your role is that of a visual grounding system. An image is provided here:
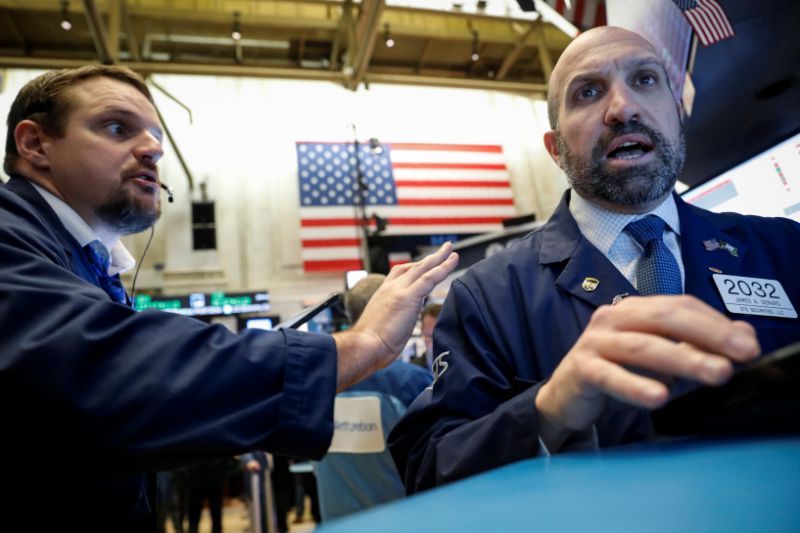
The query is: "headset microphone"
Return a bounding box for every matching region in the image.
[160,183,175,203]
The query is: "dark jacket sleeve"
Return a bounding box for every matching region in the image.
[388,278,547,493]
[0,189,337,472]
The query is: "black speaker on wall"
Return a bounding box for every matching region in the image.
[516,0,536,11]
[191,201,217,250]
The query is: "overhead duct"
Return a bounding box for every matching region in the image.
[142,34,290,60]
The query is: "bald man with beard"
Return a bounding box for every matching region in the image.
[389,26,800,494]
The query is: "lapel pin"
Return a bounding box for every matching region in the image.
[582,277,599,292]
[703,238,738,257]
[709,267,722,273]
[611,293,629,306]
[723,242,739,257]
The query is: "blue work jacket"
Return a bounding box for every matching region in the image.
[389,190,800,493]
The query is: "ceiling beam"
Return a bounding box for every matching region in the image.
[121,0,142,62]
[496,22,535,81]
[329,0,353,71]
[297,32,306,65]
[533,18,553,82]
[0,55,547,94]
[1,11,27,50]
[416,38,432,74]
[348,0,384,90]
[107,0,121,63]
[82,0,112,64]
[366,71,546,95]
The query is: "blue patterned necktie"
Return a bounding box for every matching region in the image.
[625,215,682,296]
[84,240,128,305]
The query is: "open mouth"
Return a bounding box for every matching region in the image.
[128,172,159,187]
[605,135,654,161]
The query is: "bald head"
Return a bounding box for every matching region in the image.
[547,27,665,130]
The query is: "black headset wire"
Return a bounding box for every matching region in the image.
[129,225,155,307]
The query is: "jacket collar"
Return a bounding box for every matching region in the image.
[5,174,84,258]
[539,190,636,309]
[537,189,747,312]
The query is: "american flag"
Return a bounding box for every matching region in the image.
[297,142,516,272]
[544,0,607,31]
[672,0,735,46]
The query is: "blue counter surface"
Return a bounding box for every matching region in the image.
[316,436,800,532]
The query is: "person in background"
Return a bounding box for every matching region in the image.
[389,26,800,493]
[156,469,187,533]
[342,275,434,408]
[410,302,442,372]
[314,274,433,519]
[239,452,269,533]
[0,64,458,530]
[186,457,235,533]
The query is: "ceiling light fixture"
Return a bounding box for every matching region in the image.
[383,23,395,48]
[60,0,72,31]
[471,30,480,62]
[231,11,242,41]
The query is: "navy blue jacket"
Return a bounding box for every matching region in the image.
[389,190,800,493]
[0,176,337,530]
[348,359,433,406]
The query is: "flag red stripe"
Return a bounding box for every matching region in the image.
[596,0,606,26]
[394,179,511,188]
[387,216,507,225]
[703,0,734,35]
[302,238,361,247]
[304,259,363,272]
[302,216,507,226]
[388,143,502,153]
[696,8,722,41]
[574,0,585,27]
[302,218,359,227]
[398,198,514,206]
[392,162,507,170]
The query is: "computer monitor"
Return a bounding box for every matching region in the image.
[345,269,369,290]
[245,317,274,330]
[681,129,800,221]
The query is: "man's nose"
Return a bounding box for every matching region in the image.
[134,131,163,165]
[603,82,641,125]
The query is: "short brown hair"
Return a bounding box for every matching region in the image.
[4,65,152,175]
[344,274,386,324]
[420,303,442,322]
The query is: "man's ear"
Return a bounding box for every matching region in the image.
[14,120,51,170]
[543,130,560,167]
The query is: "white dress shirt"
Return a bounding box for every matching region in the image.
[30,182,136,276]
[568,190,685,292]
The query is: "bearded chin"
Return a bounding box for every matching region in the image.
[558,122,686,208]
[96,187,160,235]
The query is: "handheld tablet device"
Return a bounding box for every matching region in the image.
[275,293,342,331]
[652,340,800,436]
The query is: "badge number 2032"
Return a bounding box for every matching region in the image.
[712,274,798,319]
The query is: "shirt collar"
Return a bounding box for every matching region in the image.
[29,182,136,275]
[569,189,681,255]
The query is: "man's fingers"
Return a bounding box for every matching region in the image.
[417,251,459,291]
[582,357,669,409]
[385,242,456,285]
[593,295,760,362]
[586,330,735,386]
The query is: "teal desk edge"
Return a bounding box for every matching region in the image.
[315,436,800,532]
